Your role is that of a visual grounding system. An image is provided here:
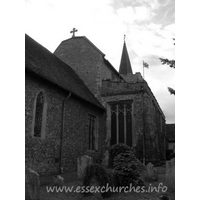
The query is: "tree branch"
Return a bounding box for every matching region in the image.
[168,87,175,95]
[159,58,175,68]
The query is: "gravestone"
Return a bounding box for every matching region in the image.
[165,158,175,191]
[145,162,158,181]
[25,168,40,200]
[53,175,65,186]
[77,155,93,179]
[102,150,109,167]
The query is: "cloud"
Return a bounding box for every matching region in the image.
[112,0,160,10]
[25,0,175,123]
[136,0,160,10]
[134,6,152,21]
[154,0,175,25]
[116,6,152,24]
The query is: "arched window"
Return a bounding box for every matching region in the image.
[32,91,47,138]
[110,101,133,147]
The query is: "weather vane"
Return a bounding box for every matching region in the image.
[124,34,126,41]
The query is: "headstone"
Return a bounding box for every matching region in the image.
[145,162,158,181]
[25,168,40,200]
[53,175,64,186]
[165,158,175,191]
[77,155,93,179]
[102,150,109,167]
[153,167,158,181]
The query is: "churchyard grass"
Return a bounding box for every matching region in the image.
[39,166,175,200]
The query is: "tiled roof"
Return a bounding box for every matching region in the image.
[25,34,105,110]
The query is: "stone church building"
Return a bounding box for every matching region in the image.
[25,31,166,175]
[54,33,166,163]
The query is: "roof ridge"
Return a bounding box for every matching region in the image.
[54,36,105,56]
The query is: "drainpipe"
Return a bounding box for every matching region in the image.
[60,92,71,174]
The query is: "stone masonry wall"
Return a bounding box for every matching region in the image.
[101,62,115,80]
[101,60,121,81]
[101,85,165,163]
[101,80,165,118]
[101,80,143,96]
[54,38,103,100]
[25,74,106,175]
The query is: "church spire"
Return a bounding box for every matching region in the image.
[119,38,133,75]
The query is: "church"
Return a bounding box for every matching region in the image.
[54,30,166,163]
[25,29,166,175]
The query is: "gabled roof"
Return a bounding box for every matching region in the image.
[119,42,133,75]
[25,34,105,111]
[54,36,125,80]
[54,36,105,56]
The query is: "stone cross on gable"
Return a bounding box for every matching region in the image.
[70,28,78,37]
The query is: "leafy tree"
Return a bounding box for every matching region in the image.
[159,38,175,95]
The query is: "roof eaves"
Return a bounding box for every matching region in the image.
[25,34,105,111]
[26,68,105,111]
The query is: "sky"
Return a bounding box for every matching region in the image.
[25,0,175,123]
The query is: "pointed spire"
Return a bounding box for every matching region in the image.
[119,39,133,75]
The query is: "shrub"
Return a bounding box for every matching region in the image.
[82,164,114,198]
[108,143,133,168]
[108,143,145,187]
[108,143,146,172]
[113,151,145,187]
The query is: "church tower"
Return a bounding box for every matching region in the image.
[119,40,133,75]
